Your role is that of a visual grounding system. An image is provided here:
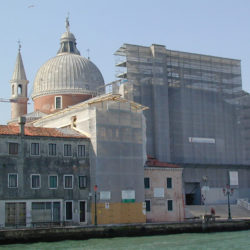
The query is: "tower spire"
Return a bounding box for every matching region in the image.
[11,41,27,82]
[10,42,29,120]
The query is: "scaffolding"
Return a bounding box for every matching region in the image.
[114,43,250,165]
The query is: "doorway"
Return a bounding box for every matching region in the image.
[5,202,26,227]
[79,201,86,223]
[185,182,201,205]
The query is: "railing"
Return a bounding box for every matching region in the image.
[237,198,250,210]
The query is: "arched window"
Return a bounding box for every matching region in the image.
[12,85,14,95]
[18,85,22,95]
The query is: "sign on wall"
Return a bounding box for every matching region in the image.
[122,190,135,203]
[154,188,164,198]
[100,191,111,200]
[105,202,110,209]
[188,137,215,144]
[229,171,238,186]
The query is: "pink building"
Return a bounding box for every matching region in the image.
[144,157,185,222]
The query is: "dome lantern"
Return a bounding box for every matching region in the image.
[57,17,80,55]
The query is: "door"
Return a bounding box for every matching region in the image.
[79,201,86,223]
[185,182,201,205]
[53,202,60,222]
[5,202,26,227]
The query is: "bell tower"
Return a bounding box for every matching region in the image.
[10,42,29,120]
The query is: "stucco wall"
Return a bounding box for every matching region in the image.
[0,134,90,226]
[144,167,184,222]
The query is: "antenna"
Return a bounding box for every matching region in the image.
[17,39,21,52]
[87,49,90,60]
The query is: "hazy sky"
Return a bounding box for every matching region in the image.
[1,0,250,124]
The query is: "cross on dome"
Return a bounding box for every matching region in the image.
[66,16,70,32]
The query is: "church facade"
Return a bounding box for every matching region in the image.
[1,18,250,227]
[0,20,186,226]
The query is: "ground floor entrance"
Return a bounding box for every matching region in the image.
[185,182,201,205]
[2,199,88,227]
[79,201,86,223]
[32,201,61,223]
[5,202,26,227]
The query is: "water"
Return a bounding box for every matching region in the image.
[0,230,249,250]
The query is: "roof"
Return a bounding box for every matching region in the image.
[10,50,28,83]
[146,156,181,168]
[32,93,148,126]
[8,110,46,124]
[0,125,88,139]
[32,53,104,99]
[32,21,104,99]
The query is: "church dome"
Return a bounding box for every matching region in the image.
[32,18,104,100]
[32,53,104,99]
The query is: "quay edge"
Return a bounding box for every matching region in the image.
[0,220,250,244]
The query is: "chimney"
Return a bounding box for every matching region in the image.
[18,116,26,136]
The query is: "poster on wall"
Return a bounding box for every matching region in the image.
[229,171,238,186]
[122,190,135,203]
[154,188,164,198]
[100,191,111,200]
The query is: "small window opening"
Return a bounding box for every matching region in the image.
[55,96,62,109]
[18,85,22,95]
[69,42,74,52]
[12,85,14,95]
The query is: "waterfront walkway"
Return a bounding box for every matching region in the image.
[185,204,250,220]
[0,219,250,244]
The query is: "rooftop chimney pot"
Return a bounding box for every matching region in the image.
[18,116,26,136]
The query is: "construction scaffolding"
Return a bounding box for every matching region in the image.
[114,43,250,165]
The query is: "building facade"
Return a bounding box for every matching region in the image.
[144,158,184,222]
[0,120,90,227]
[33,94,148,224]
[115,43,250,205]
[3,18,250,227]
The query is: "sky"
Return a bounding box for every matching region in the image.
[1,0,250,124]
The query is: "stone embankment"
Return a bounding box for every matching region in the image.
[0,220,250,244]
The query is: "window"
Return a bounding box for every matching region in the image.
[55,96,62,109]
[64,175,73,189]
[64,144,72,156]
[167,177,172,189]
[31,143,40,156]
[167,200,173,211]
[31,174,41,189]
[8,174,18,188]
[144,177,150,189]
[32,202,51,210]
[78,145,85,157]
[9,143,18,155]
[145,200,151,212]
[65,201,73,220]
[49,175,58,189]
[18,84,22,95]
[79,176,87,189]
[69,42,74,52]
[49,143,56,156]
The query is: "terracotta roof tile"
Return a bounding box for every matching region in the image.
[146,155,180,168]
[0,125,88,139]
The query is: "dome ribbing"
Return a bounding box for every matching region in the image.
[32,19,104,99]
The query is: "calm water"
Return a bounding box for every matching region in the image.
[0,230,249,250]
